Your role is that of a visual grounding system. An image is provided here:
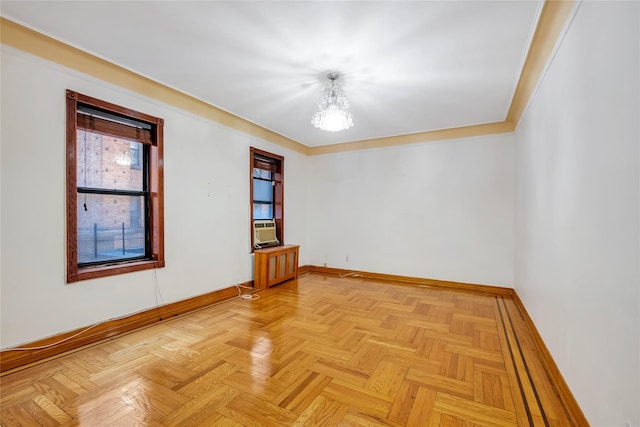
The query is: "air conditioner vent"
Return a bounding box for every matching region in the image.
[253,219,278,247]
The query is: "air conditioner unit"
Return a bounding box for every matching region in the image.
[253,219,279,247]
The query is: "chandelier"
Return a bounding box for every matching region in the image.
[311,72,354,132]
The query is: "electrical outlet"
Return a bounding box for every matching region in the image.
[345,255,349,262]
[323,262,327,268]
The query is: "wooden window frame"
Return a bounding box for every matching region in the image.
[250,147,284,251]
[66,90,165,283]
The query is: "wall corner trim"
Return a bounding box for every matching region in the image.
[1,0,575,155]
[510,291,591,426]
[0,279,254,374]
[0,17,310,156]
[506,0,576,125]
[302,264,589,425]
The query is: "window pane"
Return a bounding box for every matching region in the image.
[77,193,146,264]
[76,130,143,191]
[130,141,142,170]
[253,168,272,179]
[253,178,273,203]
[253,203,273,220]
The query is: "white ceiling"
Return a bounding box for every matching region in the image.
[1,1,543,147]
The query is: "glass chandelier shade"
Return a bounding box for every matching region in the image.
[311,73,354,132]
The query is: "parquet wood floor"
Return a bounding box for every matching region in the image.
[0,274,578,426]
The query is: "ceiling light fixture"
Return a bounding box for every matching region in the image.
[311,72,353,132]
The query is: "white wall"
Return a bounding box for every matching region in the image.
[307,133,515,287]
[5,5,638,422]
[514,2,639,426]
[0,43,516,348]
[0,47,308,348]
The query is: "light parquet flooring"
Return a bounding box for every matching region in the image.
[1,274,578,426]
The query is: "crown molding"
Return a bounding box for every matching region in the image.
[506,0,575,125]
[1,1,574,155]
[308,121,515,155]
[0,17,310,156]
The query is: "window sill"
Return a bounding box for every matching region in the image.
[68,259,165,283]
[252,242,283,253]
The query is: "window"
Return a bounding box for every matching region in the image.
[66,90,164,283]
[250,147,283,250]
[253,167,274,220]
[129,140,141,169]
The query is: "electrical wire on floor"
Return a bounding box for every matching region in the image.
[154,267,165,306]
[7,323,105,351]
[6,276,260,352]
[7,270,167,351]
[235,284,260,300]
[339,272,363,278]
